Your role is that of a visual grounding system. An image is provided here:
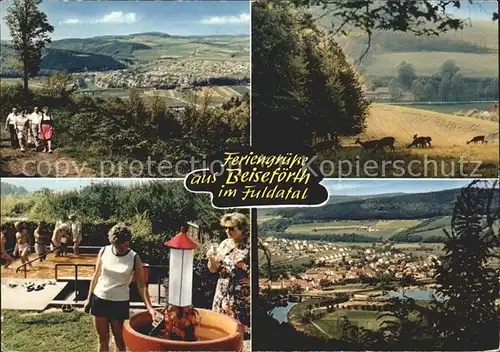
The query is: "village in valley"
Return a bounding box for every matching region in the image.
[257,180,500,345]
[89,60,249,90]
[259,237,440,293]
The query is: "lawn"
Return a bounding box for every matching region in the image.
[314,310,392,338]
[289,299,395,340]
[1,310,96,352]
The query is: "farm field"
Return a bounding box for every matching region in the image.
[392,102,497,115]
[285,220,422,240]
[1,78,247,107]
[257,215,282,225]
[360,104,499,146]
[364,52,498,78]
[1,78,44,88]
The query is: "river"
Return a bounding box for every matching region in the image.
[271,302,298,323]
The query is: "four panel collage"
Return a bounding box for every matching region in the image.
[0,1,498,351]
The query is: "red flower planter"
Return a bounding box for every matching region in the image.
[123,308,244,351]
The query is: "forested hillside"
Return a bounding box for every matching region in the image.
[266,188,460,223]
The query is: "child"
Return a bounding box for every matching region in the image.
[1,229,14,268]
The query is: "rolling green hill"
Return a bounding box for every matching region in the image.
[272,188,460,221]
[257,187,498,243]
[0,32,249,77]
[49,39,152,57]
[50,32,249,62]
[313,6,498,77]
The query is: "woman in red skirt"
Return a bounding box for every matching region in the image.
[39,106,54,153]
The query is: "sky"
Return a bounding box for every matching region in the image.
[0,1,251,40]
[1,1,496,40]
[322,179,474,196]
[3,178,478,195]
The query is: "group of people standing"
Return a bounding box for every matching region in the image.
[0,214,82,269]
[5,106,54,153]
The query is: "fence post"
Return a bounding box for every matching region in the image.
[75,265,78,302]
[157,274,161,305]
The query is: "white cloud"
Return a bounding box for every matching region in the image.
[200,13,250,25]
[61,18,81,25]
[97,11,137,24]
[60,11,137,25]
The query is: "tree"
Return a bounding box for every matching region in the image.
[6,0,54,99]
[449,72,465,101]
[388,78,402,101]
[435,180,499,350]
[252,2,368,152]
[440,60,460,78]
[397,61,417,90]
[410,79,425,101]
[41,72,77,99]
[422,82,437,101]
[76,76,87,90]
[439,75,451,102]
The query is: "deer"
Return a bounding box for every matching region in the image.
[408,136,427,148]
[355,137,395,152]
[313,139,341,156]
[412,134,432,147]
[467,135,487,144]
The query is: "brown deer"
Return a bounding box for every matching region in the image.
[356,137,395,152]
[377,136,396,151]
[408,137,427,148]
[467,135,487,144]
[413,134,432,147]
[313,139,341,156]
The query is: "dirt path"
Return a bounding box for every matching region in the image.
[310,321,333,339]
[0,132,96,177]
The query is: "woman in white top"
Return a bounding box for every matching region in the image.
[14,110,29,152]
[84,225,155,352]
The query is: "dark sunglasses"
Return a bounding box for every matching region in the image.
[223,226,236,231]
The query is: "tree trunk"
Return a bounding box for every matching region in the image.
[23,64,29,100]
